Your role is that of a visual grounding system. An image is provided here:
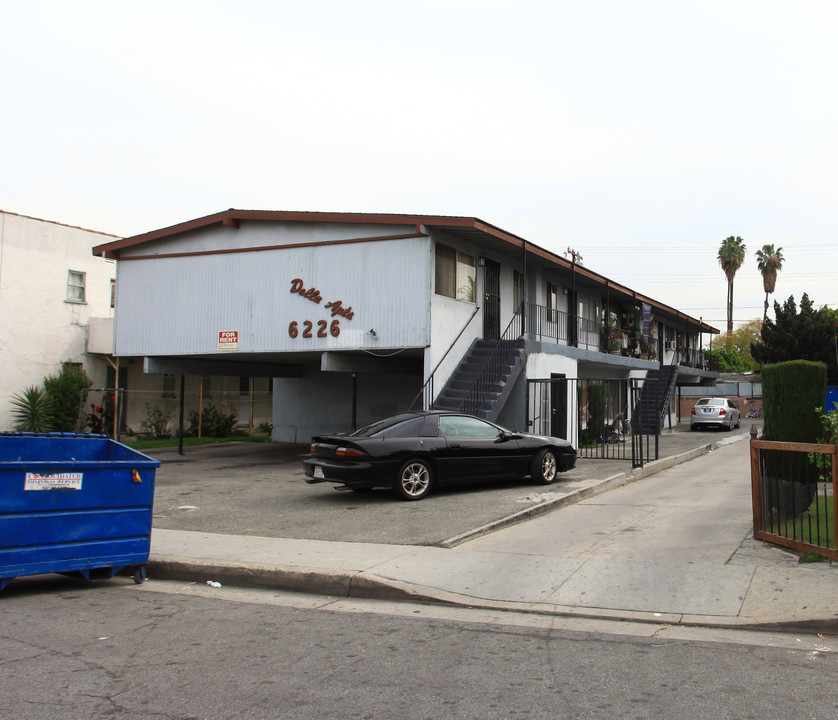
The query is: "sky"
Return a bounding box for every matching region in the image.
[2,0,836,331]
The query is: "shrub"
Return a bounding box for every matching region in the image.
[44,363,92,431]
[186,404,238,438]
[10,386,53,431]
[809,406,838,482]
[140,401,176,439]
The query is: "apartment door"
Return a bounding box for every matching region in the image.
[483,259,501,339]
[550,373,568,439]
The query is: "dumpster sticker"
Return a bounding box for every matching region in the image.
[24,472,83,490]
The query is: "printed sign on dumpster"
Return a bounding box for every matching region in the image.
[24,472,83,490]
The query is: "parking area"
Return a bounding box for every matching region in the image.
[148,420,759,547]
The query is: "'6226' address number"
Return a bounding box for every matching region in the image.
[289,320,340,338]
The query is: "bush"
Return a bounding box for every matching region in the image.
[10,386,53,431]
[140,401,176,439]
[809,405,838,482]
[186,404,238,438]
[44,363,92,431]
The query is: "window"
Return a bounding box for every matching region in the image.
[110,279,116,309]
[202,375,212,395]
[162,374,176,398]
[67,271,86,303]
[546,282,558,322]
[435,243,476,303]
[440,415,501,438]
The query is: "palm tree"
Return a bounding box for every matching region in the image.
[755,244,785,322]
[717,236,747,334]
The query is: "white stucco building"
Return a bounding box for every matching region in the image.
[0,211,118,429]
[92,210,719,447]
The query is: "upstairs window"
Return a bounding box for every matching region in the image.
[546,281,559,322]
[67,271,86,303]
[435,243,476,303]
[110,279,116,309]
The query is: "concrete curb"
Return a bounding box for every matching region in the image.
[146,554,838,633]
[149,430,810,631]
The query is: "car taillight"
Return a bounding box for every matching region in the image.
[336,446,365,457]
[719,409,726,415]
[310,443,317,453]
[691,408,696,415]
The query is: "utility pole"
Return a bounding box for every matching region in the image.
[566,247,583,347]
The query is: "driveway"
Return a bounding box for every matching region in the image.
[148,422,756,546]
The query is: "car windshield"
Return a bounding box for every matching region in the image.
[696,398,724,406]
[349,413,422,438]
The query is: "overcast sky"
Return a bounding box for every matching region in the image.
[2,0,836,330]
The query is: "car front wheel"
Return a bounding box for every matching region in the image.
[393,459,433,501]
[531,448,558,484]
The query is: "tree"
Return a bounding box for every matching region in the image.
[710,319,762,372]
[717,236,747,334]
[751,294,838,383]
[755,244,785,322]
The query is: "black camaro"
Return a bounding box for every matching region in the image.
[303,411,576,501]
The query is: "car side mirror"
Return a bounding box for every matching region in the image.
[496,431,521,443]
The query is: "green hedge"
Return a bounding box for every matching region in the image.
[762,360,826,442]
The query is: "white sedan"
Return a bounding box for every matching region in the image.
[690,397,741,431]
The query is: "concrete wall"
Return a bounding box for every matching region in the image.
[0,212,116,429]
[272,364,419,442]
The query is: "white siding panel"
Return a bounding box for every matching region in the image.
[114,235,431,356]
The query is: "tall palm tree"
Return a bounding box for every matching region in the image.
[755,244,785,322]
[717,236,747,334]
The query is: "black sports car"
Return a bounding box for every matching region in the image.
[303,411,576,501]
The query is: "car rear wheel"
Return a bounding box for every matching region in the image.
[531,448,558,484]
[393,459,433,501]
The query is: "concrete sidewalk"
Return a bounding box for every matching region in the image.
[147,425,838,631]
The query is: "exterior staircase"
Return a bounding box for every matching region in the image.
[432,338,528,422]
[635,365,678,434]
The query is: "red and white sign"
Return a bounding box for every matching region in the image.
[217,330,239,351]
[25,472,83,491]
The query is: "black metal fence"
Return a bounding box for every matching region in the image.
[750,438,838,560]
[527,377,659,468]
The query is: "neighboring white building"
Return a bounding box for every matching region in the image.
[0,210,118,429]
[93,210,720,445]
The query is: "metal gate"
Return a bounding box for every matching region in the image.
[526,377,660,469]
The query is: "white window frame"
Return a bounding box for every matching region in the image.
[67,270,86,303]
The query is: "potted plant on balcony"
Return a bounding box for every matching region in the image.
[608,336,621,355]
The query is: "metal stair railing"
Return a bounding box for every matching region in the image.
[408,306,480,411]
[657,366,678,431]
[458,307,525,416]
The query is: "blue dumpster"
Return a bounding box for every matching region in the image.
[0,432,160,591]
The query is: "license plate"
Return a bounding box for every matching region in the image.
[702,408,713,413]
[313,465,325,479]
